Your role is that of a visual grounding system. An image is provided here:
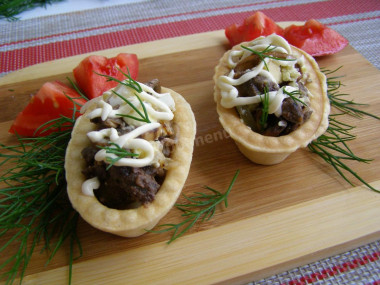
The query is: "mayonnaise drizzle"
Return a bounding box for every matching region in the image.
[217,34,308,116]
[82,177,99,197]
[87,82,175,124]
[88,122,161,168]
[81,80,175,196]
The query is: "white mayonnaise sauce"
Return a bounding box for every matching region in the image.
[87,82,175,125]
[217,34,310,116]
[82,177,99,197]
[88,122,161,168]
[81,81,175,196]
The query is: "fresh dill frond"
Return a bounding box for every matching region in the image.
[98,142,139,170]
[259,86,270,129]
[0,81,85,284]
[241,45,296,71]
[96,69,150,123]
[113,90,151,123]
[150,170,240,244]
[95,68,142,94]
[66,77,89,101]
[0,118,82,284]
[283,89,307,107]
[329,91,380,120]
[0,0,65,21]
[308,67,380,192]
[320,67,379,119]
[118,68,143,93]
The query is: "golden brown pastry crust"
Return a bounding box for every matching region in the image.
[213,43,330,165]
[65,87,196,237]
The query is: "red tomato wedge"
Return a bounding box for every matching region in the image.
[225,11,284,47]
[9,81,86,137]
[73,53,139,99]
[284,19,349,57]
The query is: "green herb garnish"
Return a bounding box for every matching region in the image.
[0,72,149,284]
[308,67,380,192]
[0,79,87,285]
[259,86,270,129]
[0,118,82,285]
[113,90,151,123]
[150,170,240,244]
[66,77,89,102]
[98,142,139,170]
[322,67,379,120]
[241,44,296,71]
[96,69,150,123]
[0,0,65,21]
[283,88,308,107]
[95,68,142,94]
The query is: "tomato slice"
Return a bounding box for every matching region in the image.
[9,81,86,137]
[73,53,139,99]
[284,19,349,56]
[225,11,284,47]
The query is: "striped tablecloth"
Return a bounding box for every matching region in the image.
[1,0,380,284]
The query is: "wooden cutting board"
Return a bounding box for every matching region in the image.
[1,26,380,285]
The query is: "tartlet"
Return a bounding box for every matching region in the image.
[213,34,330,165]
[65,84,196,237]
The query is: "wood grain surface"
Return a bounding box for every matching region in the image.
[1,28,380,285]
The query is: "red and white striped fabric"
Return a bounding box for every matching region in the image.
[1,0,379,77]
[1,0,379,284]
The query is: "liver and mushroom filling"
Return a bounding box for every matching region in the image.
[234,52,313,137]
[81,79,176,210]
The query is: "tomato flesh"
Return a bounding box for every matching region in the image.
[73,53,139,99]
[284,19,349,56]
[225,11,284,47]
[9,81,86,137]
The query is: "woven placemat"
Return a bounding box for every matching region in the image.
[1,0,379,77]
[0,1,379,284]
[254,240,380,285]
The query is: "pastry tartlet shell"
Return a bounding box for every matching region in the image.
[213,43,330,165]
[65,87,196,237]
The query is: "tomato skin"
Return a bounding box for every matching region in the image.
[9,81,86,137]
[284,19,349,56]
[225,11,284,47]
[73,53,139,99]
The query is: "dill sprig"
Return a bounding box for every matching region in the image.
[308,67,380,192]
[0,71,151,284]
[241,45,296,71]
[98,142,139,170]
[322,67,380,120]
[66,77,89,102]
[259,86,270,129]
[0,80,86,284]
[95,68,142,94]
[0,118,82,284]
[0,0,65,21]
[113,90,151,123]
[96,69,150,123]
[283,88,307,106]
[150,170,240,244]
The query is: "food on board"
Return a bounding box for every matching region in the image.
[9,53,138,137]
[284,19,349,56]
[225,11,284,47]
[65,78,196,237]
[225,11,348,56]
[73,53,139,99]
[214,34,330,165]
[9,81,86,137]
